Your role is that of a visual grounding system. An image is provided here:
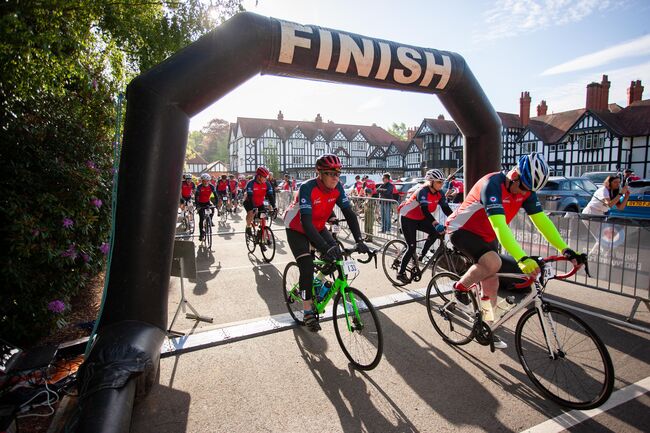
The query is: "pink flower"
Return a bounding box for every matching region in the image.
[32,229,40,237]
[48,300,66,314]
[62,218,74,228]
[91,198,103,209]
[81,253,91,263]
[61,244,78,259]
[86,160,96,170]
[99,242,110,255]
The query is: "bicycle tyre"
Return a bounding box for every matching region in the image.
[432,248,472,278]
[261,227,276,262]
[245,227,256,253]
[205,214,212,249]
[515,305,614,409]
[188,210,195,235]
[426,272,477,345]
[333,287,383,370]
[381,239,409,287]
[282,262,305,325]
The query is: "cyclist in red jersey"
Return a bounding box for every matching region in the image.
[180,173,195,210]
[446,153,584,349]
[194,173,217,241]
[244,167,275,235]
[215,174,229,214]
[395,169,452,283]
[284,154,369,331]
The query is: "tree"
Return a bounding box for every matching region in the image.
[201,118,231,162]
[0,0,244,344]
[387,122,408,140]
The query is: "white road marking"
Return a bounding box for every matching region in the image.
[520,376,650,433]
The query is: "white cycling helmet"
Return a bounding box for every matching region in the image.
[424,169,445,182]
[200,173,211,181]
[517,152,549,191]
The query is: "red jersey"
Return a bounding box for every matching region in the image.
[284,178,350,234]
[181,181,195,199]
[216,179,228,192]
[238,179,247,190]
[445,172,542,242]
[194,183,216,205]
[245,179,274,207]
[398,186,450,221]
[228,179,238,193]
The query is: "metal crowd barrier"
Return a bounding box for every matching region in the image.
[509,210,650,322]
[275,190,295,215]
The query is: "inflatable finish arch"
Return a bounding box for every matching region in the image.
[75,12,500,432]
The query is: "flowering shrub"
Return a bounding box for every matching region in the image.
[0,84,114,345]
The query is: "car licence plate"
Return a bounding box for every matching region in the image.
[628,201,650,207]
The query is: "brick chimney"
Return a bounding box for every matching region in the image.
[600,75,610,111]
[277,110,284,120]
[407,127,417,140]
[586,82,600,111]
[437,114,445,120]
[520,91,531,127]
[315,113,323,123]
[627,80,644,106]
[537,100,548,116]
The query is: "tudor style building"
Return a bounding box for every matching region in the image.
[226,76,649,181]
[228,112,397,178]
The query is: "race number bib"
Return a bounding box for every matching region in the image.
[343,260,358,274]
[331,224,340,233]
[543,264,556,280]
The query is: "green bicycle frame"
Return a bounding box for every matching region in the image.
[290,257,364,332]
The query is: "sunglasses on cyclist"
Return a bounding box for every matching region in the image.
[517,179,530,192]
[321,171,341,178]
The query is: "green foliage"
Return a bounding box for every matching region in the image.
[187,118,231,164]
[0,0,242,344]
[263,147,280,175]
[387,122,408,140]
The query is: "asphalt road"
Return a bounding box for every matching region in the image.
[130,210,650,433]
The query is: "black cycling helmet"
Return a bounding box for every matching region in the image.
[316,153,342,171]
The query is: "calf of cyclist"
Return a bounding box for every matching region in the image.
[180,173,195,210]
[396,169,453,283]
[284,154,369,332]
[244,166,276,235]
[446,153,583,349]
[195,173,217,241]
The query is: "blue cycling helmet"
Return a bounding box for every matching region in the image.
[517,152,549,191]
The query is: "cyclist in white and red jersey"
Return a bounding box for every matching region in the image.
[284,154,369,332]
[446,153,584,349]
[395,169,453,283]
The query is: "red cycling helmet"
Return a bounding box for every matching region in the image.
[256,166,270,177]
[316,153,342,171]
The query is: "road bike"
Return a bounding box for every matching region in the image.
[426,256,614,409]
[245,207,276,262]
[382,232,471,287]
[282,246,383,370]
[198,205,216,249]
[179,200,195,235]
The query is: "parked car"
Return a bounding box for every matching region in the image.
[393,180,423,202]
[581,171,619,187]
[608,180,650,219]
[536,177,598,212]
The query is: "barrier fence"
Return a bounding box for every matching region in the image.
[334,196,650,322]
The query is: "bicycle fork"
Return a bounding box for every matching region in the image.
[341,289,364,332]
[534,298,563,360]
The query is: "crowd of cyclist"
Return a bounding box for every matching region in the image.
[179,151,587,339]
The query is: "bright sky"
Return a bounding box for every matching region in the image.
[189,0,650,132]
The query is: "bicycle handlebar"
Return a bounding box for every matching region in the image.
[516,254,590,286]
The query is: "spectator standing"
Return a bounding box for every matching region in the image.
[362,175,376,241]
[377,173,396,233]
[622,168,641,186]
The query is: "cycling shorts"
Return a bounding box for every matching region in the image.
[180,196,192,205]
[450,229,498,263]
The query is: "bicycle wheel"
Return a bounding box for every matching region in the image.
[426,272,477,345]
[282,262,305,325]
[220,204,227,223]
[432,247,472,277]
[205,215,213,249]
[188,210,195,235]
[260,226,276,262]
[381,239,409,287]
[515,305,614,409]
[245,227,256,253]
[333,287,383,370]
